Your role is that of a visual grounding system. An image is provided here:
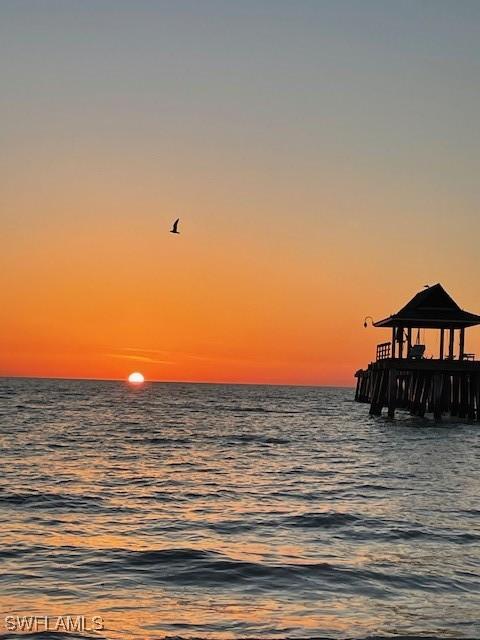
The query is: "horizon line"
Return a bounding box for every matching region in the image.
[0,374,354,389]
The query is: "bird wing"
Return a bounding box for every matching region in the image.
[172,218,179,232]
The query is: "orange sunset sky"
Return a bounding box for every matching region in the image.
[1,1,480,386]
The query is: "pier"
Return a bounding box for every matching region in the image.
[355,284,480,420]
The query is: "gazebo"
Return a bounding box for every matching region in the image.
[373,283,480,361]
[355,284,480,420]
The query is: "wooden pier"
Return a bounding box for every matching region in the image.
[355,284,480,420]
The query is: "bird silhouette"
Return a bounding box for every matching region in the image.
[170,218,180,234]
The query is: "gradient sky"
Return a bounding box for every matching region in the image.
[1,0,480,385]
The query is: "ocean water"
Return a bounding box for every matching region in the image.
[0,378,479,640]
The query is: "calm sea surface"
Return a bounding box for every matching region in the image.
[1,378,479,639]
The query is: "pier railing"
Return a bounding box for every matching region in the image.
[376,342,391,360]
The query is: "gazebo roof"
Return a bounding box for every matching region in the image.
[374,284,480,329]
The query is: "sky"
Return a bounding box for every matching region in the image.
[1,0,480,385]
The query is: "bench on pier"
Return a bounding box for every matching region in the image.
[407,344,425,359]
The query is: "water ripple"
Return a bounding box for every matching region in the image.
[1,379,479,639]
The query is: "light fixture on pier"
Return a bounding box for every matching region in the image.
[363,315,374,328]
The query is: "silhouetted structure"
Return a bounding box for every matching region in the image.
[355,284,480,420]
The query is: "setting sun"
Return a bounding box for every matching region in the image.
[128,372,145,385]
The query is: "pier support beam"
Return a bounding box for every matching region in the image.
[417,374,431,418]
[432,374,444,422]
[356,361,480,421]
[387,369,398,418]
[475,375,480,421]
[459,375,469,419]
[370,370,388,416]
[411,373,423,415]
[468,375,476,420]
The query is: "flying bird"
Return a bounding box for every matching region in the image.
[170,218,180,234]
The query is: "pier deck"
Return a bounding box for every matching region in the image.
[355,359,480,420]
